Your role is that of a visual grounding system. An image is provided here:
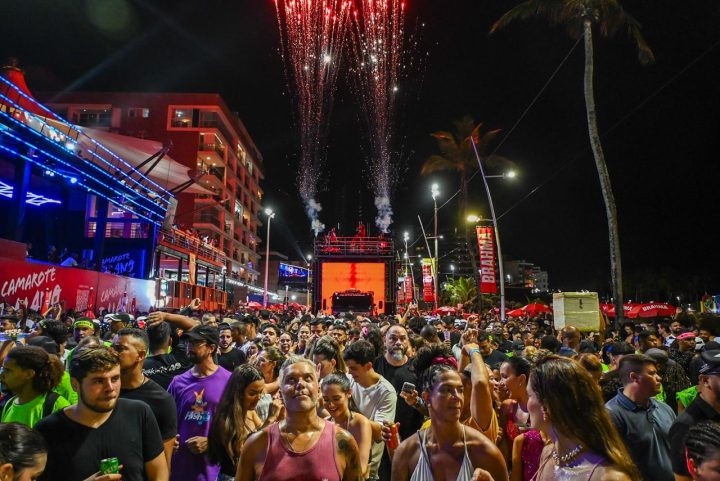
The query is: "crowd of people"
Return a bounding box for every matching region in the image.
[1,299,720,481]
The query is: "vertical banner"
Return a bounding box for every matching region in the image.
[188,254,196,285]
[422,259,435,302]
[405,274,414,303]
[476,226,497,294]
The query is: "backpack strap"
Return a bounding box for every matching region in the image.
[42,391,60,418]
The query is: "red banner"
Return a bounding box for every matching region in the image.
[0,257,155,314]
[404,274,414,303]
[421,259,434,302]
[476,226,497,294]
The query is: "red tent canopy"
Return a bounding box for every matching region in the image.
[246,301,262,309]
[433,306,457,316]
[524,303,552,316]
[506,308,525,317]
[601,303,639,318]
[0,63,61,120]
[627,303,676,319]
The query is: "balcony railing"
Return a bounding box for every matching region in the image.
[157,227,226,266]
[314,236,394,257]
[199,142,225,157]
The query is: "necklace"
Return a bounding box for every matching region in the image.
[280,423,320,454]
[552,444,584,466]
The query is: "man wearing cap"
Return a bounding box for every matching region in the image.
[168,325,231,481]
[669,349,720,481]
[670,330,697,373]
[103,313,131,341]
[605,354,676,481]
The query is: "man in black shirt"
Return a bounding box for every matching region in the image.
[113,328,178,470]
[217,323,246,371]
[477,333,508,368]
[36,346,167,481]
[143,321,192,389]
[669,349,720,481]
[374,324,425,481]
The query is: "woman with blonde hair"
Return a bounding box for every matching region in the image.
[528,354,641,481]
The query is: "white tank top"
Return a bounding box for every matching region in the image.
[410,427,474,481]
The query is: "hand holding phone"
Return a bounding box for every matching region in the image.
[401,382,416,393]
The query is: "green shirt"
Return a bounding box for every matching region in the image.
[676,385,699,408]
[54,371,78,405]
[1,392,70,427]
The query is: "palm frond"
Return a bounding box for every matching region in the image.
[490,0,544,34]
[421,155,460,175]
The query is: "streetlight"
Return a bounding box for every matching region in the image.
[306,253,313,309]
[262,207,275,307]
[469,139,516,321]
[402,231,416,303]
[430,184,440,311]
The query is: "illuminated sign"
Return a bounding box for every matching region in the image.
[0,180,62,206]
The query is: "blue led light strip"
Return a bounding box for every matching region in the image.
[0,80,173,202]
[0,90,171,207]
[0,144,162,225]
[0,110,165,220]
[0,179,62,206]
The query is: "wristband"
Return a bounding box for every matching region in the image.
[469,348,481,357]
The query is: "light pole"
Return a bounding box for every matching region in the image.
[262,207,275,307]
[431,184,440,311]
[470,137,516,322]
[403,232,416,303]
[306,253,312,310]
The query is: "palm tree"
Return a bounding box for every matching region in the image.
[491,1,654,324]
[442,276,478,307]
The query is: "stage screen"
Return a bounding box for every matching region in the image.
[321,262,386,314]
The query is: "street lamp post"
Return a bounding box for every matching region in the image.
[470,138,515,322]
[262,207,275,307]
[431,184,440,311]
[306,254,312,310]
[403,232,416,303]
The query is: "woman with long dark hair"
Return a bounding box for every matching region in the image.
[0,422,47,480]
[208,365,266,481]
[1,346,69,427]
[391,344,508,481]
[528,354,641,481]
[498,356,533,465]
[321,373,372,479]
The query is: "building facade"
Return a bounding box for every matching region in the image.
[44,92,264,292]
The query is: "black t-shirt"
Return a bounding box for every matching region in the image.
[121,378,178,440]
[218,347,247,372]
[143,353,192,390]
[373,356,424,439]
[484,349,509,369]
[36,398,165,481]
[669,395,720,475]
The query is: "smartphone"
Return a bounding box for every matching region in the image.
[443,330,451,342]
[401,382,416,393]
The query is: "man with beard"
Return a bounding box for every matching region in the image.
[113,328,178,470]
[168,325,231,481]
[237,355,362,481]
[373,324,425,481]
[217,323,247,371]
[260,323,279,348]
[35,346,167,481]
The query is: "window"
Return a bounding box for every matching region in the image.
[76,109,112,127]
[128,107,150,118]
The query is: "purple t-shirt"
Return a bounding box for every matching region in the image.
[168,366,231,481]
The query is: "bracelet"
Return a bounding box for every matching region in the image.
[414,397,425,410]
[469,348,481,357]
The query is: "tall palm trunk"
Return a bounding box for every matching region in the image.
[583,19,624,326]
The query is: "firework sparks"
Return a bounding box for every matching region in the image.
[274,0,352,235]
[350,0,410,233]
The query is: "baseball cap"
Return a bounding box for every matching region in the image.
[181,325,220,345]
[106,313,132,323]
[26,336,60,355]
[699,350,720,376]
[677,331,696,340]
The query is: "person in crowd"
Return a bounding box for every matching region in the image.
[476,333,507,368]
[278,332,293,355]
[510,427,547,481]
[528,354,641,481]
[390,344,508,481]
[311,336,346,381]
[36,346,168,481]
[102,313,130,341]
[605,354,676,481]
[459,331,501,444]
[329,322,349,351]
[645,347,692,413]
[575,353,604,384]
[684,420,720,481]
[322,373,373,479]
[600,342,636,402]
[35,319,70,364]
[296,324,312,354]
[253,346,285,423]
[236,355,362,481]
[310,318,326,338]
[112,328,178,470]
[168,325,231,481]
[208,365,267,481]
[260,323,279,349]
[344,340,396,481]
[498,356,533,466]
[672,331,699,373]
[217,323,247,371]
[373,324,425,481]
[143,320,192,389]
[558,326,581,357]
[230,321,247,350]
[24,335,77,404]
[670,350,720,481]
[538,335,560,354]
[636,329,663,353]
[0,422,47,480]
[0,346,69,427]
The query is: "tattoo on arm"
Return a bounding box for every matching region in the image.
[336,430,362,481]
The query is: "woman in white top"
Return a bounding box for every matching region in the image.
[391,345,508,481]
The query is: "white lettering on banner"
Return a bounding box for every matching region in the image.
[476,227,497,294]
[100,285,125,304]
[0,267,57,298]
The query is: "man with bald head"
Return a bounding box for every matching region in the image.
[559,325,581,357]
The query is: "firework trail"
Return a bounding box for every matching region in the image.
[350,0,409,233]
[274,0,352,235]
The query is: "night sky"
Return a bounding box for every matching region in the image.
[3,1,720,300]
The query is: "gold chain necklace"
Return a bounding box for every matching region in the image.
[280,424,320,454]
